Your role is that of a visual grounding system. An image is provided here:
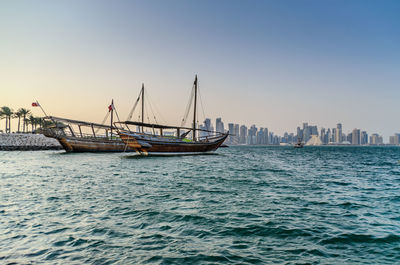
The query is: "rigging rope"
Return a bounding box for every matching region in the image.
[181,84,195,127]
[147,92,165,124]
[126,90,142,121]
[114,108,121,124]
[198,85,209,136]
[95,111,110,134]
[145,102,151,124]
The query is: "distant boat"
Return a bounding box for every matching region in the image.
[294,137,304,148]
[115,76,228,155]
[42,101,135,152]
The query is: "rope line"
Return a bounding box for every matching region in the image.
[127,90,142,121]
[181,84,195,127]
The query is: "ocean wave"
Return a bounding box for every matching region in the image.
[320,233,400,245]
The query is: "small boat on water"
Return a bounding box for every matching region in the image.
[294,137,304,148]
[42,101,135,152]
[115,76,228,155]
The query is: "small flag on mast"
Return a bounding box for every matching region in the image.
[108,101,114,112]
[32,101,40,107]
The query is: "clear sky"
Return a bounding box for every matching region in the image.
[1,0,399,139]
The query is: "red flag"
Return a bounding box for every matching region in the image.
[108,104,113,112]
[32,102,40,107]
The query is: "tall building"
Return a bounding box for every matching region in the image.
[204,118,212,131]
[239,125,247,144]
[234,124,240,145]
[248,125,257,145]
[336,123,342,143]
[347,133,352,143]
[352,129,360,145]
[296,127,302,141]
[303,123,310,142]
[227,123,234,145]
[216,118,224,134]
[320,128,326,144]
[389,133,400,145]
[326,128,331,144]
[256,128,264,144]
[199,118,213,138]
[310,126,318,136]
[288,133,295,144]
[263,128,269,145]
[370,134,383,145]
[360,131,368,145]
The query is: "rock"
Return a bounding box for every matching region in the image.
[0,133,62,151]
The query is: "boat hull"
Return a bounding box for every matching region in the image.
[56,137,134,152]
[118,132,227,153]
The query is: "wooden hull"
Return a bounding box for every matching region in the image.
[56,137,135,152]
[118,132,228,153]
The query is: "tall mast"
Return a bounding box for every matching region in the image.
[193,75,198,141]
[141,83,144,132]
[110,99,114,139]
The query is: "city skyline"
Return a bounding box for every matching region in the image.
[200,117,395,145]
[1,0,399,138]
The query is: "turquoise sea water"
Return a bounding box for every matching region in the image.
[1,146,400,264]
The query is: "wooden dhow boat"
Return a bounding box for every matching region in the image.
[115,76,228,155]
[42,101,135,152]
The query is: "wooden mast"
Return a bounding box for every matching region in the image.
[141,83,144,132]
[193,75,198,141]
[110,99,114,139]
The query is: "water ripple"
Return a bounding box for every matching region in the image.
[1,147,400,264]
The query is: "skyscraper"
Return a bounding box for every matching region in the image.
[336,123,342,143]
[360,131,368,145]
[234,124,240,144]
[303,123,310,142]
[239,125,247,144]
[199,118,213,138]
[310,126,318,136]
[216,118,224,134]
[296,127,302,142]
[248,125,257,145]
[332,128,337,143]
[264,128,269,145]
[370,134,383,145]
[228,123,234,144]
[256,128,264,144]
[352,129,360,145]
[320,127,326,144]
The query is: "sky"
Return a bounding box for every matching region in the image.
[1,0,399,139]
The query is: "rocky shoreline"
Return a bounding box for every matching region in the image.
[0,133,62,151]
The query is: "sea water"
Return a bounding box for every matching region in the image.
[1,146,400,264]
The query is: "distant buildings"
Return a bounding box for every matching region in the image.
[389,134,400,145]
[352,128,360,145]
[199,118,391,146]
[215,118,224,134]
[336,123,342,143]
[239,125,247,144]
[360,131,368,145]
[370,134,383,145]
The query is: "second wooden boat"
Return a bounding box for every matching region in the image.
[115,76,228,155]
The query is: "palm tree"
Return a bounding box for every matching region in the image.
[36,117,44,130]
[29,115,42,132]
[0,106,13,133]
[33,117,40,131]
[15,109,24,133]
[0,109,5,133]
[19,108,31,133]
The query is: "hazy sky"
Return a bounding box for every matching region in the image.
[1,0,399,138]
